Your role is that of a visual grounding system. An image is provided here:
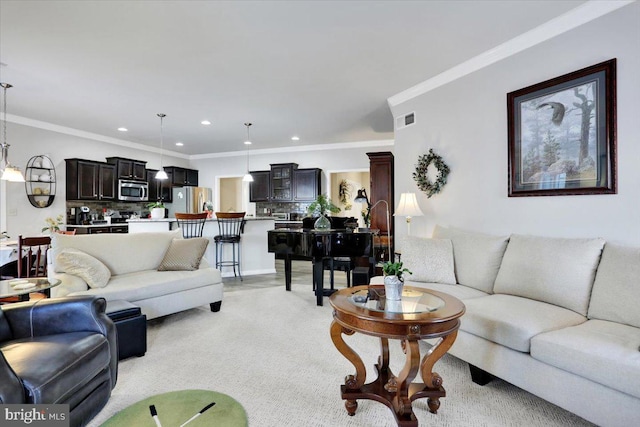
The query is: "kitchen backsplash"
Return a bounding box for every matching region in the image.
[66,200,149,224]
[255,202,312,220]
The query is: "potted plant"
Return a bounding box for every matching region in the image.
[382,261,412,300]
[147,201,165,219]
[306,194,341,229]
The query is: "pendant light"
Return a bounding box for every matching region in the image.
[0,83,25,182]
[242,122,254,182]
[155,113,168,180]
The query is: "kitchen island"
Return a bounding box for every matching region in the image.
[128,216,276,277]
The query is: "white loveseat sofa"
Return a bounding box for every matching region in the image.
[48,230,223,320]
[394,226,640,427]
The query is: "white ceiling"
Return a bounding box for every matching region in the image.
[0,0,588,156]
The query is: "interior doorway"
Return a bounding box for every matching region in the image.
[218,177,244,213]
[328,171,369,226]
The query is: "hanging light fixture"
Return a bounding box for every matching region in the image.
[242,122,254,182]
[0,83,25,182]
[155,113,168,180]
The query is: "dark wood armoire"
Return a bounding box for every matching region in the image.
[367,152,394,264]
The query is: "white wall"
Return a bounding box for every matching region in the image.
[389,3,640,246]
[0,122,189,237]
[330,171,370,224]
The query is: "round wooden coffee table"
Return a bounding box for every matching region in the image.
[329,285,465,426]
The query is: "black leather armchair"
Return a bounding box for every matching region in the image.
[0,296,117,427]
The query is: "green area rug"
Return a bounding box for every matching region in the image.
[101,389,247,427]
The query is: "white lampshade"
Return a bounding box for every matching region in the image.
[394,193,423,235]
[394,193,424,217]
[1,165,25,182]
[242,173,254,182]
[155,169,168,180]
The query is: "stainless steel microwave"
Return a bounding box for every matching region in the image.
[118,179,148,202]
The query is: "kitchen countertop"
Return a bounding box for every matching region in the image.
[127,216,276,222]
[66,223,128,228]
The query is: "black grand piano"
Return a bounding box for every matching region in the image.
[267,227,374,306]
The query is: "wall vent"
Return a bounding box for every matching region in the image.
[395,112,415,130]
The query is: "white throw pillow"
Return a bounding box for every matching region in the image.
[56,248,111,288]
[400,236,456,285]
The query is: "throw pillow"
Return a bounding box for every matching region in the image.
[56,248,111,288]
[400,236,456,284]
[158,238,209,271]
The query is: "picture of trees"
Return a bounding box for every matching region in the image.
[519,80,597,189]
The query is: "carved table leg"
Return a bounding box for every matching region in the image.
[419,331,458,413]
[392,339,420,417]
[330,319,366,415]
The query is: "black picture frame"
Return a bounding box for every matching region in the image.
[507,59,617,197]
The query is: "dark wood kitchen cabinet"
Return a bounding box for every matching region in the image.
[249,170,271,202]
[65,159,116,201]
[270,163,297,201]
[163,166,198,187]
[147,168,173,203]
[107,157,147,181]
[293,168,321,201]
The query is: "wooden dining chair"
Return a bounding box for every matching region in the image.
[18,235,52,278]
[175,213,208,239]
[57,230,77,235]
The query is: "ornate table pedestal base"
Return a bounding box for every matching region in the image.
[332,323,457,427]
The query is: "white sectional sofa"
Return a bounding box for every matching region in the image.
[395,226,640,427]
[48,230,223,320]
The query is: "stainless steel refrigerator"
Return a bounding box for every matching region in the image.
[167,187,213,217]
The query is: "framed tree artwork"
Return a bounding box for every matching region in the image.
[507,59,617,197]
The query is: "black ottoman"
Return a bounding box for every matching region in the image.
[106,300,147,360]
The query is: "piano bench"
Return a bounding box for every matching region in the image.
[352,266,370,286]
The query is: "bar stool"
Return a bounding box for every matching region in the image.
[214,212,246,280]
[175,212,208,238]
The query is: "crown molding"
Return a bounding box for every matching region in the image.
[7,114,189,159]
[187,140,394,159]
[387,0,635,107]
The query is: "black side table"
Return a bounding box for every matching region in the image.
[106,300,147,360]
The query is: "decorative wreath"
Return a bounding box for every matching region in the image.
[412,149,450,198]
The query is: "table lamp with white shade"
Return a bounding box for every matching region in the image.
[394,193,424,235]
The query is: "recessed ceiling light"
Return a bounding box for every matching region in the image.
[291,136,300,141]
[244,140,252,145]
[175,142,184,146]
[117,127,128,132]
[201,120,211,125]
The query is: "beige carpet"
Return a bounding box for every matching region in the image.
[90,285,594,427]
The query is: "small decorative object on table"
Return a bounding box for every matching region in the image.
[306,194,340,230]
[382,261,412,301]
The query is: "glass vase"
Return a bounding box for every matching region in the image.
[314,214,331,230]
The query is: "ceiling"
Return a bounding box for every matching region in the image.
[0,0,587,156]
